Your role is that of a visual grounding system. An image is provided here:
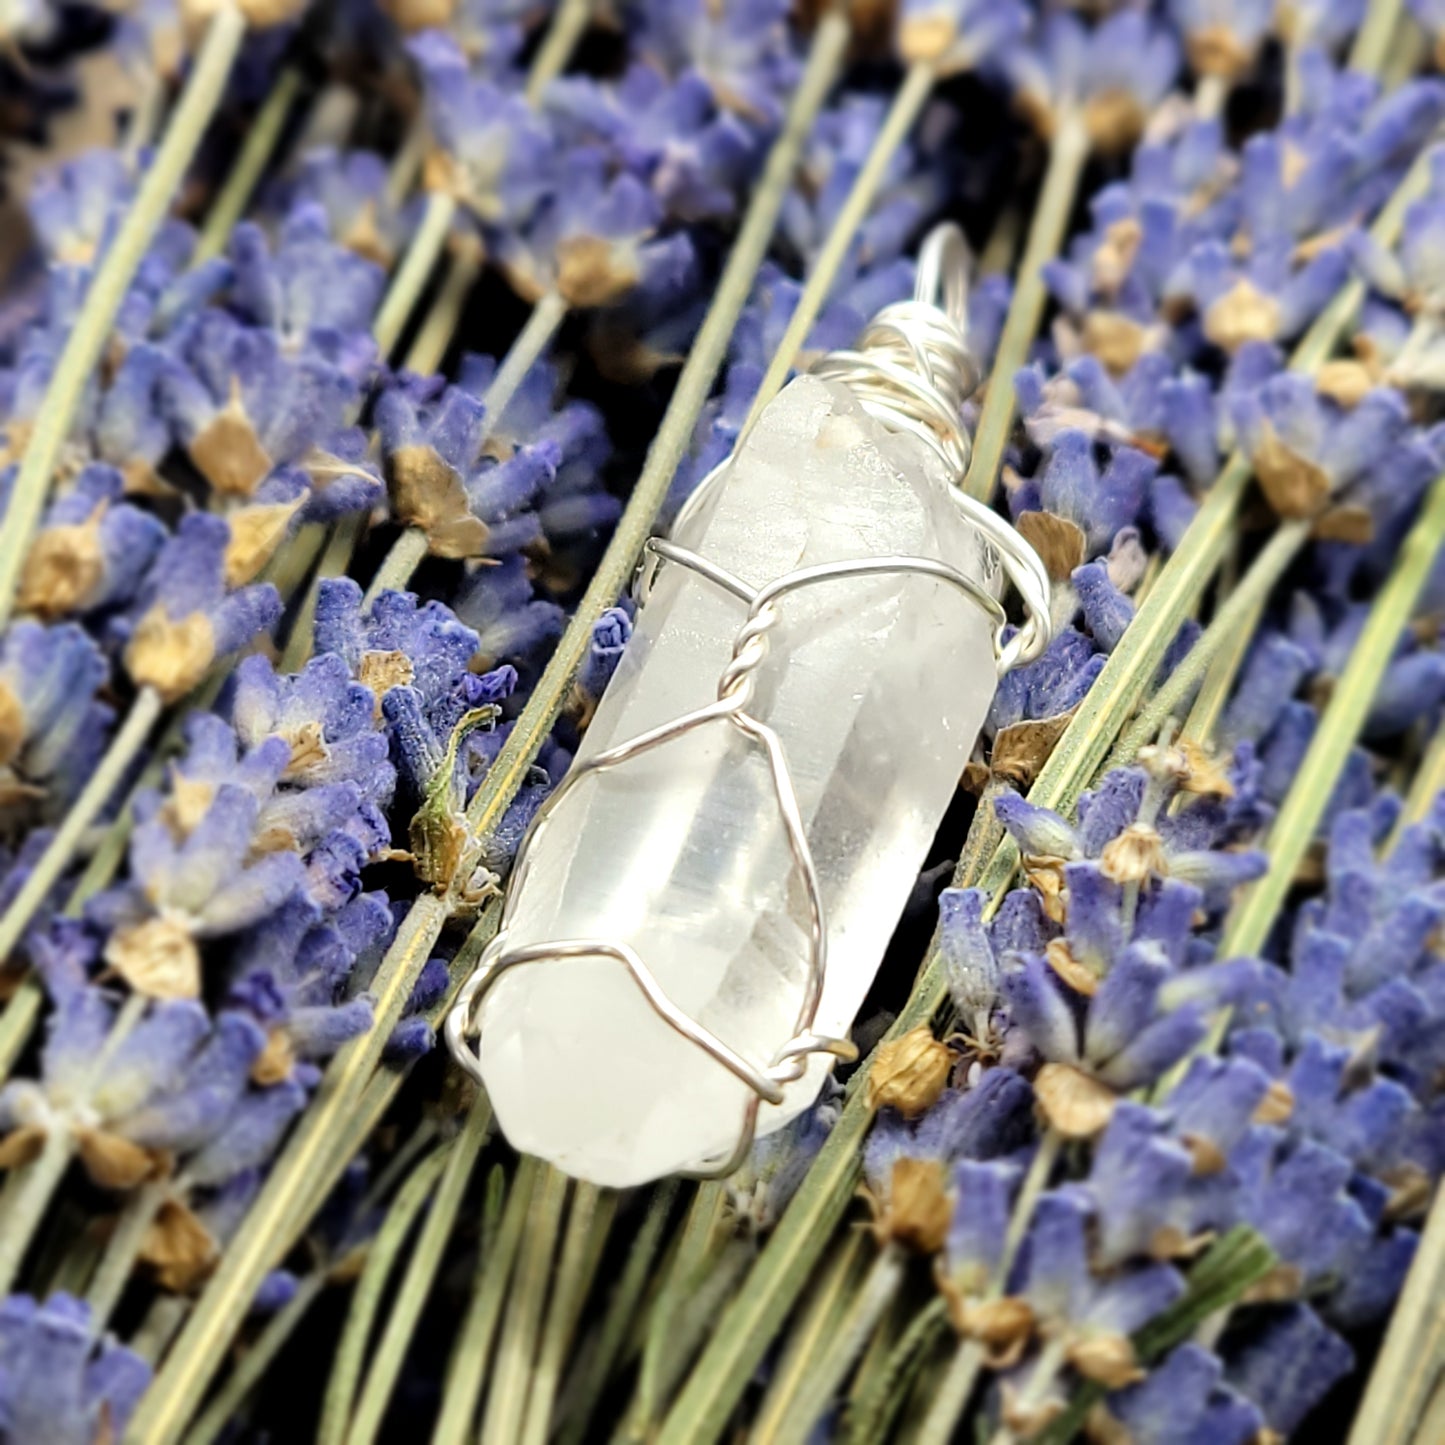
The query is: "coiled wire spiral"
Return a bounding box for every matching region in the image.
[811,222,1051,673]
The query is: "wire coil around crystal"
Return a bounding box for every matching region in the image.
[446,223,1054,1178]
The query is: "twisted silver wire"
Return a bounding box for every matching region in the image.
[447,223,1054,1179]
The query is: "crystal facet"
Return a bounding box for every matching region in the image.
[478,374,999,1186]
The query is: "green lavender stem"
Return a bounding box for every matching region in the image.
[372,191,458,360]
[520,1183,615,1445]
[753,1232,865,1440]
[345,1093,494,1445]
[401,244,486,378]
[843,1296,950,1443]
[767,1245,907,1443]
[1180,586,1266,748]
[963,111,1090,505]
[318,1146,451,1445]
[744,60,939,428]
[279,514,368,673]
[1108,521,1308,769]
[634,1182,729,1425]
[1352,0,1408,74]
[1390,720,1445,843]
[0,6,249,629]
[193,67,303,264]
[1348,1149,1445,1443]
[431,1157,538,1445]
[0,1128,74,1296]
[555,1183,678,1445]
[524,0,593,105]
[85,1178,168,1331]
[1221,471,1445,959]
[183,1271,330,1445]
[482,288,570,423]
[479,1165,570,1444]
[361,526,431,608]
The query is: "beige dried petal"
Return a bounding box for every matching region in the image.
[867,1026,953,1117]
[961,760,992,795]
[556,235,639,308]
[1184,1133,1227,1176]
[377,0,454,29]
[954,1296,1036,1355]
[1083,1402,1135,1445]
[142,1197,220,1291]
[188,385,273,498]
[252,1028,295,1086]
[1383,1163,1432,1222]
[105,917,202,1000]
[163,774,216,837]
[1315,360,1377,408]
[18,519,106,618]
[388,444,490,559]
[0,1124,48,1169]
[224,499,303,587]
[1034,1061,1117,1138]
[1175,739,1235,799]
[1024,860,1069,925]
[1099,823,1167,884]
[1016,511,1085,583]
[75,1128,157,1189]
[1203,279,1282,351]
[898,14,956,65]
[1242,1262,1304,1304]
[1085,91,1146,154]
[1045,938,1100,997]
[183,0,306,33]
[252,824,300,854]
[1312,506,1374,545]
[341,204,395,270]
[1148,1224,1214,1261]
[1082,310,1149,375]
[875,1157,951,1254]
[1253,1078,1295,1125]
[1187,24,1255,78]
[1091,219,1143,297]
[0,419,33,468]
[359,649,414,697]
[1069,1333,1145,1389]
[993,711,1076,790]
[125,606,216,702]
[1253,425,1331,519]
[282,720,329,779]
[0,681,25,771]
[1014,88,1057,142]
[1001,1381,1066,1439]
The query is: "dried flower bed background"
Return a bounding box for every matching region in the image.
[1,0,1444,1440]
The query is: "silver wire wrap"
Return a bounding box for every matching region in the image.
[446,223,1054,1178]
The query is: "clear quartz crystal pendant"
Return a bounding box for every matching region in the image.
[446,226,1051,1188]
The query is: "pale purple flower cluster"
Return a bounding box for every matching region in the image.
[1,0,1444,1433]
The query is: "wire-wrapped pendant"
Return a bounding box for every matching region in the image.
[447,226,1051,1187]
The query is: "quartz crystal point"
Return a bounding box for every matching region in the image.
[478,373,999,1186]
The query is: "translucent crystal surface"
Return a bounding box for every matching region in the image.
[478,374,998,1186]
